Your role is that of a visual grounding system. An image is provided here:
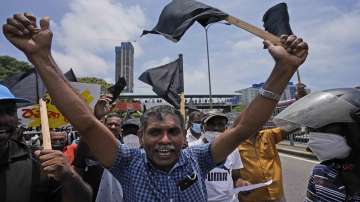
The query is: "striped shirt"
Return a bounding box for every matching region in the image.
[109,141,218,202]
[305,164,360,202]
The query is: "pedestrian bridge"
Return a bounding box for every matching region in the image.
[119,94,241,110]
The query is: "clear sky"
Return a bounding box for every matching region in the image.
[1,0,359,94]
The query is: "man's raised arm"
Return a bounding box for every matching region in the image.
[2,13,117,168]
[211,35,308,164]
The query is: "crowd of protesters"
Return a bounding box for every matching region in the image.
[1,12,360,202]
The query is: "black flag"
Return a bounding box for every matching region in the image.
[139,55,184,108]
[64,68,78,82]
[107,77,127,103]
[142,0,228,42]
[263,3,293,36]
[1,68,77,104]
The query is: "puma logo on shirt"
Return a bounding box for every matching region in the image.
[206,171,228,181]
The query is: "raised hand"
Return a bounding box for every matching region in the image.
[235,178,251,187]
[35,149,74,181]
[264,34,309,70]
[2,13,52,57]
[94,94,114,120]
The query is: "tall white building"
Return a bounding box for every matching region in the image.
[235,87,259,105]
[115,42,134,93]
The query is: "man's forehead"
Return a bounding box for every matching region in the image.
[107,116,122,122]
[146,114,182,129]
[193,114,203,121]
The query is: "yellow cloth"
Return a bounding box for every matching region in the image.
[238,128,284,202]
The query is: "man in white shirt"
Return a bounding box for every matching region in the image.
[186,111,204,144]
[190,112,244,202]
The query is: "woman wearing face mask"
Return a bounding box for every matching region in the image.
[274,88,360,201]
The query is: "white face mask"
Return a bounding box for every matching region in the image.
[123,134,140,149]
[203,131,219,143]
[191,123,202,134]
[308,132,352,162]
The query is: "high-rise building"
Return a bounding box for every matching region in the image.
[115,42,134,93]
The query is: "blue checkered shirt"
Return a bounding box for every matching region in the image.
[109,141,217,202]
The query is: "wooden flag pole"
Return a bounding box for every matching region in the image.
[226,16,281,45]
[296,70,302,84]
[39,98,52,150]
[180,92,186,121]
[225,15,305,76]
[178,54,186,121]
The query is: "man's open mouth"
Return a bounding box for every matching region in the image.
[157,148,174,157]
[155,145,176,158]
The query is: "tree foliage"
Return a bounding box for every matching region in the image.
[233,104,246,112]
[78,77,113,93]
[0,55,33,81]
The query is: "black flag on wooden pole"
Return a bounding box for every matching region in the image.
[141,0,228,42]
[108,77,127,103]
[139,55,184,108]
[263,3,293,37]
[1,68,77,104]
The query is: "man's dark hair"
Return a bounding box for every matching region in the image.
[104,112,122,122]
[188,111,203,123]
[140,105,184,130]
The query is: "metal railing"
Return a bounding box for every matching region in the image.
[284,131,310,146]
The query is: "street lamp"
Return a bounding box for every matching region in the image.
[204,22,230,109]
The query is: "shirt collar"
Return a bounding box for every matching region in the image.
[0,140,29,165]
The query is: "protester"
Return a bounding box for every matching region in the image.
[95,169,124,202]
[2,13,308,201]
[76,97,124,202]
[190,112,247,202]
[94,94,123,142]
[122,118,140,148]
[104,112,123,142]
[273,88,360,201]
[295,82,307,100]
[74,140,104,202]
[51,131,78,165]
[186,111,204,144]
[94,94,114,121]
[237,126,288,202]
[0,84,92,202]
[23,130,41,151]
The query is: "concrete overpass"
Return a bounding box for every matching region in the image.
[119,94,241,110]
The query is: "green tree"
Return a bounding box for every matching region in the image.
[78,77,113,94]
[0,55,33,81]
[233,104,246,112]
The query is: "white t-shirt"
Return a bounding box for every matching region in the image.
[95,169,123,202]
[186,129,200,144]
[189,135,243,202]
[206,149,243,202]
[123,134,140,149]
